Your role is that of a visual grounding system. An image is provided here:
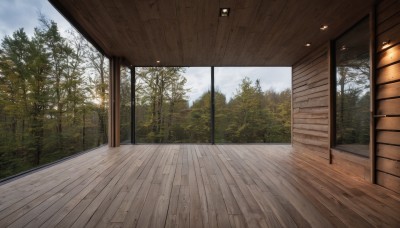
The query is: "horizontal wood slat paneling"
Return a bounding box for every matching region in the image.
[377,157,400,177]
[377,0,400,15]
[377,11,400,35]
[377,43,400,68]
[377,23,400,50]
[376,131,400,145]
[376,0,400,193]
[376,62,400,84]
[292,47,329,160]
[376,117,400,130]
[293,84,329,98]
[293,118,328,125]
[377,143,400,160]
[377,0,400,24]
[376,81,400,99]
[376,98,400,114]
[377,171,400,193]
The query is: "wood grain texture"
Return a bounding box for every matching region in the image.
[49,0,372,66]
[375,0,400,193]
[376,62,400,84]
[292,46,329,160]
[377,43,400,68]
[377,81,400,99]
[377,98,400,115]
[0,145,399,227]
[331,148,371,182]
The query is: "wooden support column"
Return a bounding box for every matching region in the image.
[109,57,121,147]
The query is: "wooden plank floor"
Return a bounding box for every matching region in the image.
[0,145,399,228]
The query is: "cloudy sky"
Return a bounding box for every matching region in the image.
[185,67,291,104]
[1,0,292,105]
[0,0,70,37]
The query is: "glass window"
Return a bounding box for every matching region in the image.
[0,1,108,179]
[335,17,370,157]
[215,67,292,143]
[135,67,211,143]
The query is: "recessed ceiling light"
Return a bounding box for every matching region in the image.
[220,8,230,17]
[305,43,311,47]
[320,25,328,31]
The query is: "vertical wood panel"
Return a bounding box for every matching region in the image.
[375,0,400,193]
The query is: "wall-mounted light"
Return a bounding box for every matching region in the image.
[340,45,347,51]
[382,40,391,49]
[220,8,230,17]
[320,25,328,31]
[305,43,311,47]
[156,60,160,64]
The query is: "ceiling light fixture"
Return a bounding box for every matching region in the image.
[320,25,328,31]
[220,8,230,17]
[305,43,311,47]
[382,40,391,49]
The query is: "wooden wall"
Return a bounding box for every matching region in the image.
[292,46,330,161]
[375,0,400,193]
[292,45,371,182]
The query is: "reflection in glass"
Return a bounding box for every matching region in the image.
[135,67,211,143]
[215,67,292,143]
[335,17,370,157]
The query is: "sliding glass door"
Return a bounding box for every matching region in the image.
[334,17,370,157]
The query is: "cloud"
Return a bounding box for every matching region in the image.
[0,0,71,38]
[184,67,291,104]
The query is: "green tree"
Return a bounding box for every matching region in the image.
[135,67,188,142]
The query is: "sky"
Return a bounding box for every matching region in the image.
[1,0,292,105]
[185,67,291,105]
[0,0,70,38]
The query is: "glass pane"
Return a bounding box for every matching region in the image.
[215,67,292,143]
[120,67,131,143]
[135,67,210,143]
[0,1,108,179]
[335,17,370,157]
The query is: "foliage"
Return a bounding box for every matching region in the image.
[0,18,108,179]
[135,69,292,144]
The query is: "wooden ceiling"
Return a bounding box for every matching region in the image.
[49,0,373,66]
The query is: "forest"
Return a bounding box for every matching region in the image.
[134,67,292,143]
